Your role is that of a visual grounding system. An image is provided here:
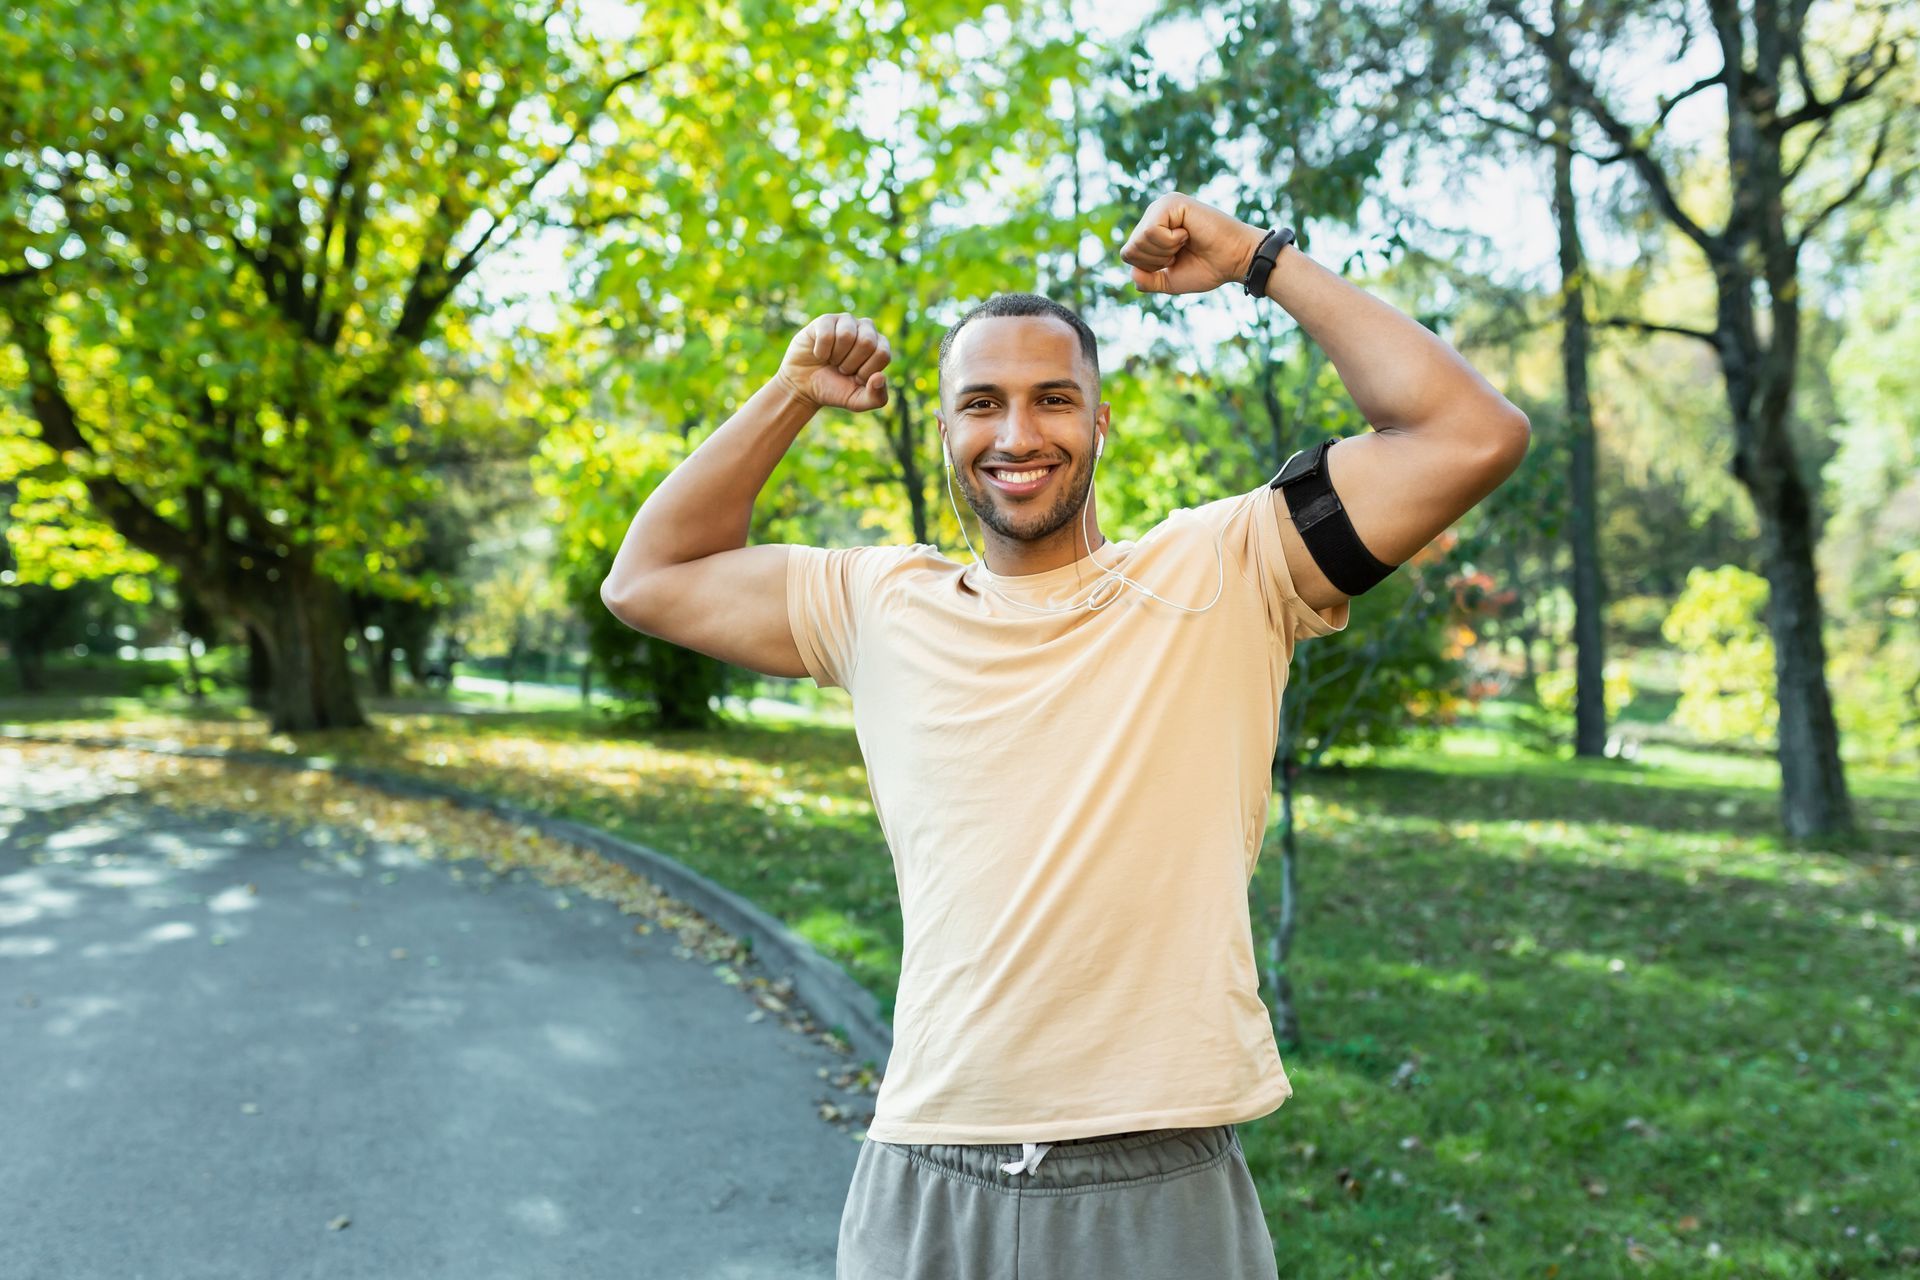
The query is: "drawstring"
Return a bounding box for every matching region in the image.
[1000,1141,1054,1176]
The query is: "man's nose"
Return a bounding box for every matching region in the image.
[995,404,1049,454]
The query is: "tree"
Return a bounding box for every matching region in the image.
[1419,0,1626,757]
[1478,0,1918,837]
[0,0,652,730]
[464,556,570,704]
[570,1,1093,551]
[1091,0,1507,1043]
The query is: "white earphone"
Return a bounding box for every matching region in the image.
[942,425,1248,616]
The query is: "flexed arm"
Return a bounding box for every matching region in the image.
[1119,193,1531,612]
[598,313,893,677]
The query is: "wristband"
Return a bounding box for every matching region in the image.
[1241,227,1297,298]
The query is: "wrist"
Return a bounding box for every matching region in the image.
[770,371,820,414]
[1230,223,1268,288]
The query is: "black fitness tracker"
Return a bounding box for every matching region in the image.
[1241,227,1297,298]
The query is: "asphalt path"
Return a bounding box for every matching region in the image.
[2,750,857,1279]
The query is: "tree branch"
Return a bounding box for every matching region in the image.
[445,62,660,285]
[1775,35,1903,133]
[1485,0,1724,259]
[310,151,355,343]
[1652,69,1728,129]
[1594,315,1719,346]
[1782,103,1842,185]
[318,159,370,349]
[338,62,660,433]
[1794,102,1899,252]
[1461,103,1630,165]
[0,290,197,567]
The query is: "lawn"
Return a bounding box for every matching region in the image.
[4,689,1914,1278]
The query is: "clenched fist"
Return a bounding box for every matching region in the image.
[776,313,892,412]
[1119,193,1269,296]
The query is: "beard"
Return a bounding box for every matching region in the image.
[954,449,1096,545]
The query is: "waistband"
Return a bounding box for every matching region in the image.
[877,1125,1239,1194]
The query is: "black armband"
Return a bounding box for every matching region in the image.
[1267,438,1397,596]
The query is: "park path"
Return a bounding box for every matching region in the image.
[2,748,854,1279]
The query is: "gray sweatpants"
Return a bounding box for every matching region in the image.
[835,1125,1282,1279]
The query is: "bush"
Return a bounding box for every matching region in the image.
[1661,565,1776,745]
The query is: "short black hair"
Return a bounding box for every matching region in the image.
[937,293,1100,405]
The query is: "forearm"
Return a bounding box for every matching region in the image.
[600,376,816,593]
[1259,240,1526,443]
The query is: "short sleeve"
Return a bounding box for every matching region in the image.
[1245,486,1351,643]
[784,543,904,690]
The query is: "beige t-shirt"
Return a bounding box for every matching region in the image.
[785,481,1350,1144]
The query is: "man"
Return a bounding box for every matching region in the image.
[600,192,1529,1279]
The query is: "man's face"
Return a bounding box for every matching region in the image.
[938,315,1109,545]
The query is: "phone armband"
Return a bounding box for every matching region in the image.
[1267,438,1397,597]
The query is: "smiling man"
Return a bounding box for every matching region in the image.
[599,192,1529,1279]
[935,306,1112,577]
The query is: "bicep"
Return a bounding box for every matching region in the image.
[600,544,809,679]
[1287,424,1526,612]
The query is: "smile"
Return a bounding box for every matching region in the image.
[983,464,1059,496]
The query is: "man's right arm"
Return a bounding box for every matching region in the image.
[597,314,892,679]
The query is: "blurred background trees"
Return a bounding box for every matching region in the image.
[4,0,1914,832]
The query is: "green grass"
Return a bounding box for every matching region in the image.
[5,690,1915,1277]
[1257,733,1915,1276]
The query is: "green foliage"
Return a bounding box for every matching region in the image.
[463,557,569,667]
[1537,660,1633,721]
[575,582,744,731]
[0,0,596,584]
[1829,549,1920,766]
[534,415,745,727]
[525,1,1108,718]
[1662,565,1777,744]
[1509,659,1635,757]
[1095,0,1403,245]
[566,0,1096,552]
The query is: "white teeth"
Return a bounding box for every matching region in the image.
[992,467,1053,483]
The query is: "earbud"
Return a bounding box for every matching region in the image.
[1095,434,1104,459]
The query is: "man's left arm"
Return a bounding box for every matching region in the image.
[1120,193,1532,613]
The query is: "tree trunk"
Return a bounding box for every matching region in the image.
[1486,0,1885,837]
[365,630,396,698]
[6,584,82,693]
[891,391,931,546]
[1744,417,1855,838]
[183,639,206,705]
[13,646,48,693]
[245,625,273,712]
[242,562,367,732]
[1712,89,1856,840]
[1549,61,1607,757]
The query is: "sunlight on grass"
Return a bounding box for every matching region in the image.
[9,698,1917,1277]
